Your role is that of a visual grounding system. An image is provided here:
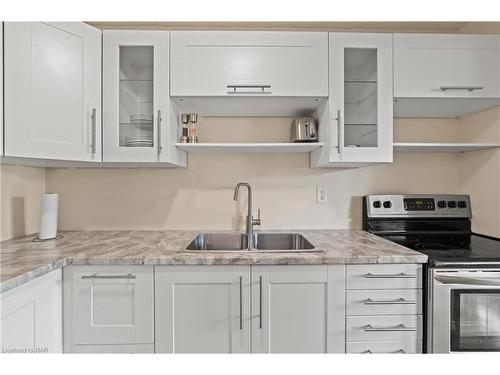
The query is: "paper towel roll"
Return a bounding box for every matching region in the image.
[39,193,59,240]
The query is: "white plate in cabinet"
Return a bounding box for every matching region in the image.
[346,315,422,342]
[170,31,328,97]
[346,264,422,290]
[346,341,422,354]
[346,289,422,316]
[394,34,500,98]
[63,266,154,350]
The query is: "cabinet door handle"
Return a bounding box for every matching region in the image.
[90,108,97,155]
[364,272,416,279]
[81,273,136,280]
[364,323,417,332]
[227,84,272,94]
[362,349,405,354]
[157,110,163,158]
[259,275,263,330]
[439,85,483,92]
[239,276,243,330]
[335,110,342,154]
[363,298,417,305]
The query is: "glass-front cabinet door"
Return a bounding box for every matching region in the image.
[450,290,500,352]
[329,33,393,164]
[103,31,169,162]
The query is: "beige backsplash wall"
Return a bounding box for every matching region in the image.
[458,106,500,238]
[0,165,46,240]
[46,117,463,232]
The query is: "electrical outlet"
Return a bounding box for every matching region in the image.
[316,187,328,203]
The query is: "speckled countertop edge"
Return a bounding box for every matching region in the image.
[1,229,427,293]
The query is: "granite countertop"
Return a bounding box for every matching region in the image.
[0,229,427,293]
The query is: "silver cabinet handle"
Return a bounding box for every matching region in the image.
[259,275,263,330]
[364,323,417,332]
[440,85,484,92]
[364,298,416,305]
[90,108,97,155]
[239,276,243,330]
[362,348,406,354]
[227,84,271,94]
[335,110,342,154]
[364,272,416,279]
[157,110,162,157]
[81,273,136,280]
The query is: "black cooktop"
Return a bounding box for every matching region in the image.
[383,233,500,266]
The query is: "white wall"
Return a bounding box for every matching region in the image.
[459,106,500,237]
[46,117,461,231]
[0,165,46,240]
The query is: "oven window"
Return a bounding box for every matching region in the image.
[450,290,500,351]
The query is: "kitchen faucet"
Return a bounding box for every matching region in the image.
[233,182,261,250]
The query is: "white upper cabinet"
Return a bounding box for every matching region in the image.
[394,34,500,118]
[171,31,328,97]
[3,22,102,162]
[170,31,328,116]
[311,33,393,167]
[103,30,186,166]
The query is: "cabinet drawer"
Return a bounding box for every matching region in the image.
[346,289,421,316]
[64,266,154,347]
[346,264,421,290]
[346,315,422,342]
[346,341,421,354]
[72,344,154,353]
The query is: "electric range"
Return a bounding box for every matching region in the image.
[363,194,500,353]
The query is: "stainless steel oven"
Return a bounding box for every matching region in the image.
[430,268,500,353]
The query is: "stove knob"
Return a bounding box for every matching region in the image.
[437,200,446,208]
[447,201,457,208]
[458,201,467,208]
[373,200,381,208]
[383,201,392,208]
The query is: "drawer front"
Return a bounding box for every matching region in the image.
[346,264,421,290]
[346,341,421,354]
[66,265,154,346]
[346,289,422,316]
[72,344,154,353]
[346,315,422,342]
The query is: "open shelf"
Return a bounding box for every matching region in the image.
[175,142,324,153]
[393,142,500,153]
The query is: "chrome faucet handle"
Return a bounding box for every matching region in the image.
[253,209,262,226]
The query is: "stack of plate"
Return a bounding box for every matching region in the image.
[126,139,154,147]
[130,114,153,124]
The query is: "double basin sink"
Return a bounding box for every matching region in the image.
[185,232,319,253]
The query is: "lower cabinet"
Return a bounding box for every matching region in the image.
[155,265,346,353]
[155,265,250,353]
[1,269,62,353]
[251,265,345,353]
[63,266,154,353]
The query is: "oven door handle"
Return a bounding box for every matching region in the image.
[435,275,500,287]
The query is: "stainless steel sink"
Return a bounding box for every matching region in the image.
[185,233,248,251]
[252,233,316,251]
[185,232,319,252]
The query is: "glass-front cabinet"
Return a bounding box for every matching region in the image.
[103,30,181,164]
[311,33,393,167]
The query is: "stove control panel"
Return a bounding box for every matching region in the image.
[365,194,471,218]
